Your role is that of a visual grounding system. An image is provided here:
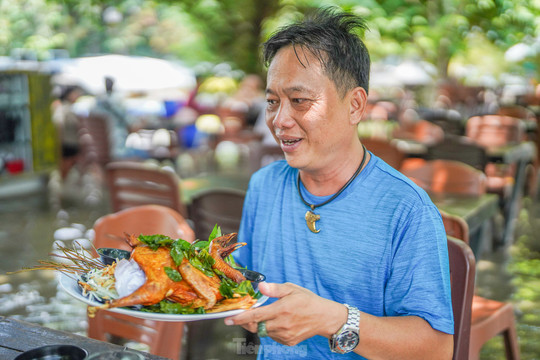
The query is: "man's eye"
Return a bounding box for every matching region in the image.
[266,99,277,105]
[292,98,308,104]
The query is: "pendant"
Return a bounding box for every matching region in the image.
[305,210,321,233]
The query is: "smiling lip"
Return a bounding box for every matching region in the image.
[279,138,302,152]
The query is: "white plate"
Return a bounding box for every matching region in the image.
[58,272,268,322]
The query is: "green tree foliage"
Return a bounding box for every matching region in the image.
[1,0,538,79]
[346,0,540,78]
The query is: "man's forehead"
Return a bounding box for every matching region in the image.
[265,85,316,95]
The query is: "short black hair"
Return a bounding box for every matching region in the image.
[263,7,370,97]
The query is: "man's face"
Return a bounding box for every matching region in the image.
[265,46,355,172]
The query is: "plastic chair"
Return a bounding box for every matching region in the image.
[466,115,526,149]
[392,119,445,146]
[249,144,285,173]
[400,159,487,196]
[447,236,476,360]
[440,213,520,360]
[105,161,188,218]
[362,138,406,169]
[465,114,525,204]
[426,135,488,171]
[497,105,537,124]
[441,210,470,244]
[88,205,195,360]
[188,188,246,241]
[78,114,112,168]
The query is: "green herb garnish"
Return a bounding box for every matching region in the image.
[164,266,182,282]
[138,234,175,250]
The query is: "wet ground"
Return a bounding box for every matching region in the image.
[1,167,540,359]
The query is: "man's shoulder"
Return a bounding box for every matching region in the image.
[249,160,292,189]
[368,155,434,206]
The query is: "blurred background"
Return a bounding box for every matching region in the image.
[1,1,540,359]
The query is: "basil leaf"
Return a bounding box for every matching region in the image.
[138,234,174,250]
[170,240,190,266]
[189,256,215,277]
[219,280,235,298]
[191,240,209,251]
[140,300,205,314]
[198,248,216,268]
[208,224,222,242]
[164,267,182,282]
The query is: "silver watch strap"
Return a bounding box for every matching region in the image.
[344,304,360,330]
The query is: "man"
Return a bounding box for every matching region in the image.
[225,7,454,359]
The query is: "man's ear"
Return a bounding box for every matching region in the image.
[349,87,368,126]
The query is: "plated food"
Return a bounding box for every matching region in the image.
[12,226,266,318]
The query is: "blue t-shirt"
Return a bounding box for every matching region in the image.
[235,154,454,359]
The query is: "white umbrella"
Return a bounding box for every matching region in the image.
[52,54,197,99]
[394,61,434,86]
[505,43,533,62]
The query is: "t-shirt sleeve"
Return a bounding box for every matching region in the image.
[384,204,454,334]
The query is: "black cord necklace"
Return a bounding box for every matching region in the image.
[298,144,367,233]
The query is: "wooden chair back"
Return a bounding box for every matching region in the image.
[466,115,526,148]
[497,105,536,122]
[426,135,488,171]
[89,205,195,359]
[188,188,246,241]
[78,114,111,167]
[392,119,445,145]
[440,212,520,360]
[249,144,285,173]
[400,159,487,196]
[105,161,188,218]
[447,236,476,360]
[362,138,406,169]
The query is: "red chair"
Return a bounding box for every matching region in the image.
[441,210,470,244]
[362,138,406,170]
[400,159,487,196]
[88,205,195,359]
[466,115,526,149]
[392,119,445,146]
[440,212,520,360]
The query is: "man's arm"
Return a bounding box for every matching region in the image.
[225,282,453,360]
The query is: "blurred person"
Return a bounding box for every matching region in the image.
[233,74,266,127]
[90,76,133,158]
[52,85,84,179]
[226,7,453,359]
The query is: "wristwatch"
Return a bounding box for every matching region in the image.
[329,304,360,354]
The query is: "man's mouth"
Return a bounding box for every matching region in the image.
[281,139,301,146]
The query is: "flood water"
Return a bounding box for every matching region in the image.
[1,168,540,359]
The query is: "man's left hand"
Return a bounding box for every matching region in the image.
[224,282,346,346]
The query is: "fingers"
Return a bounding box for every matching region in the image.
[225,305,271,326]
[258,282,295,298]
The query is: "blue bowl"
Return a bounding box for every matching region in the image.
[97,248,131,265]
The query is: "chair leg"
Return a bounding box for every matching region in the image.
[469,299,520,360]
[503,326,520,360]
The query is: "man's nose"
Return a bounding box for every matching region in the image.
[272,102,294,129]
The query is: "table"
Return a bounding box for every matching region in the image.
[433,193,500,256]
[395,139,537,246]
[0,316,167,360]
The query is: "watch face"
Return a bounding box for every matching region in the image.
[338,330,359,351]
